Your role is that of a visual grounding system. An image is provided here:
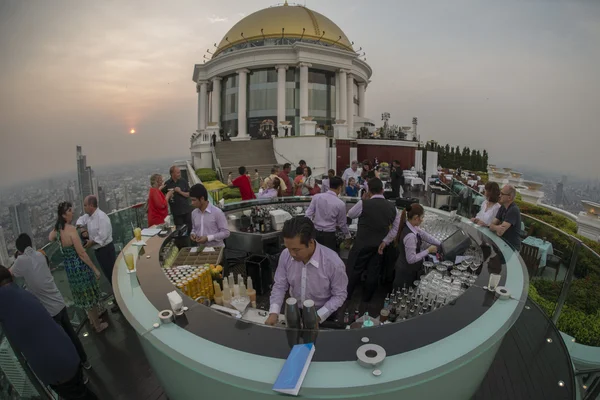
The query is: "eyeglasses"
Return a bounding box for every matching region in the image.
[500,192,510,196]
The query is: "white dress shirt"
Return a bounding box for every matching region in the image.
[76,208,113,250]
[341,167,361,185]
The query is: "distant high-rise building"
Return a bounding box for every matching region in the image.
[76,146,95,209]
[92,176,99,197]
[9,203,33,239]
[124,185,131,208]
[64,186,76,204]
[98,186,108,211]
[561,175,568,185]
[556,182,564,205]
[0,226,10,267]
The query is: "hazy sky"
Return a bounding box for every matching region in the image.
[1,0,599,187]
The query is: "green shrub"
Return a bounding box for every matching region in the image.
[195,168,218,182]
[221,187,241,199]
[529,284,600,347]
[224,197,242,204]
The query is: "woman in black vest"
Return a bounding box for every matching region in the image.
[393,204,441,290]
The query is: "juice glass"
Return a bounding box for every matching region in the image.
[125,253,135,271]
[134,227,142,242]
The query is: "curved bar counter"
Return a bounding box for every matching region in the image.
[114,197,528,400]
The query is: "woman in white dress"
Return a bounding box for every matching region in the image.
[471,181,501,227]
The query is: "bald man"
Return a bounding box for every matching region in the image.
[162,165,193,235]
[76,195,118,311]
[489,185,522,250]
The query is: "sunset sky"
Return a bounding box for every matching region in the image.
[1,0,599,187]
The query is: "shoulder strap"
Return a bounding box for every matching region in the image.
[56,230,65,254]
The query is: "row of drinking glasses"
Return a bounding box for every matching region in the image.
[421,214,458,242]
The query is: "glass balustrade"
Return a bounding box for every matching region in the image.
[37,203,148,330]
[0,326,46,400]
[444,178,600,349]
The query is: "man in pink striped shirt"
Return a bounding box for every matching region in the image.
[265,217,348,326]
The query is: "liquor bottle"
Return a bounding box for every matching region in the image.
[222,282,232,308]
[398,304,407,320]
[228,273,235,290]
[239,280,247,298]
[246,277,256,303]
[354,309,360,323]
[388,306,397,323]
[213,281,223,305]
[383,296,390,309]
[343,311,350,324]
[259,211,265,233]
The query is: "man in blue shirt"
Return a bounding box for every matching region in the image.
[0,266,98,399]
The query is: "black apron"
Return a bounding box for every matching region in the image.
[393,225,423,289]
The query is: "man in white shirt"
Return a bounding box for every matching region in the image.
[341,160,361,186]
[10,234,90,370]
[76,195,118,311]
[263,165,288,193]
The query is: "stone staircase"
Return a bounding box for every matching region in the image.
[215,139,279,181]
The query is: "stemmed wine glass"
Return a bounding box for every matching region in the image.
[423,261,434,275]
[470,260,481,277]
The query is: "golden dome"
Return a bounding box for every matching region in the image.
[214,3,353,57]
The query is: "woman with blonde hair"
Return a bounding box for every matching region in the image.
[147,173,174,226]
[258,177,282,199]
[393,204,441,289]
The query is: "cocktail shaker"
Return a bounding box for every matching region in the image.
[284,298,302,329]
[302,299,319,330]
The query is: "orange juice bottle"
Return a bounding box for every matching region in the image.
[181,279,190,297]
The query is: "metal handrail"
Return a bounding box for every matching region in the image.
[210,145,224,182]
[271,140,296,168]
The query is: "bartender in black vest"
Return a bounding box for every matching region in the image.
[390,159,404,198]
[346,178,400,303]
[393,203,441,289]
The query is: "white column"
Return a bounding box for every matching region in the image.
[275,65,288,127]
[339,69,347,121]
[346,73,354,137]
[358,82,366,118]
[206,91,211,128]
[335,72,340,120]
[299,62,311,118]
[197,80,208,131]
[211,77,221,126]
[234,69,250,140]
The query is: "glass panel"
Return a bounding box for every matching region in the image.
[248,87,277,111]
[560,242,600,347]
[285,87,296,109]
[0,327,44,399]
[286,68,296,82]
[523,214,577,309]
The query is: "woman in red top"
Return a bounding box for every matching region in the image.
[147,174,174,226]
[293,166,304,196]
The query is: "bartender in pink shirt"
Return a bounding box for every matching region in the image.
[305,176,350,252]
[189,184,230,247]
[265,217,348,325]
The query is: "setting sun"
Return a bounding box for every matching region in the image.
[129,129,136,134]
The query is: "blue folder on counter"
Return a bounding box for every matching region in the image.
[273,343,315,396]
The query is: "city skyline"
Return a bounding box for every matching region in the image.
[1,0,600,188]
